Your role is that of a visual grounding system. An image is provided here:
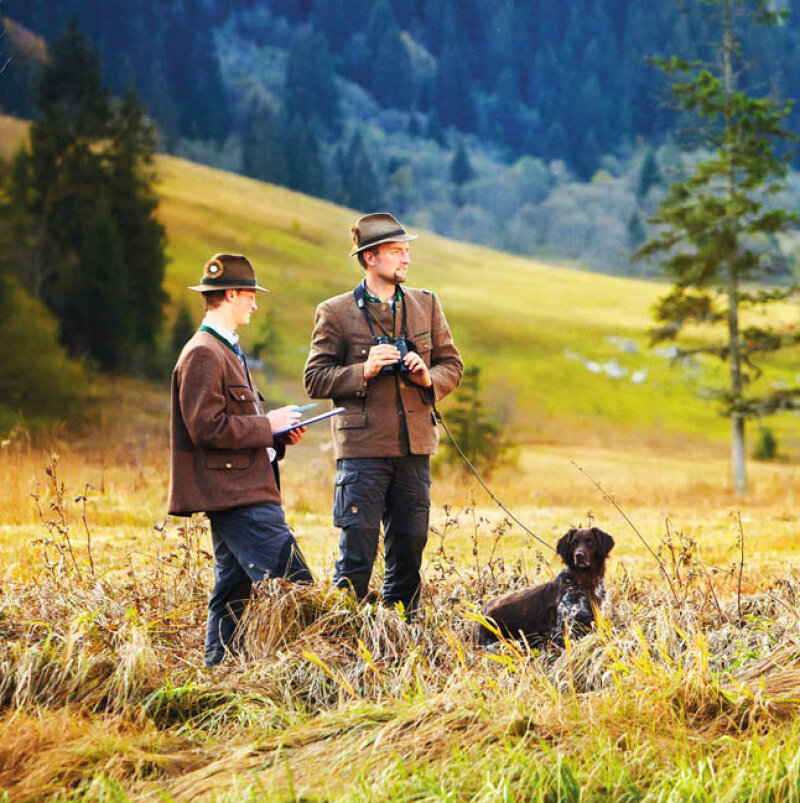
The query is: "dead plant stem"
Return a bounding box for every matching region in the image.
[572,460,679,605]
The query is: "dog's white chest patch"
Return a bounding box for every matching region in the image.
[551,572,604,645]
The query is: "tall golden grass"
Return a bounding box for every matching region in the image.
[1,431,800,800]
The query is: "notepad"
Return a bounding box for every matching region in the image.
[273,406,346,435]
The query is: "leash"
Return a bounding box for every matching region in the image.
[435,411,556,553]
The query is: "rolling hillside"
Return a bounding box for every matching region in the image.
[0,112,795,455]
[155,154,798,455]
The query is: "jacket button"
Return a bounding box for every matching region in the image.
[240,394,246,400]
[225,462,232,469]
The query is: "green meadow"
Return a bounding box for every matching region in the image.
[156,154,799,453]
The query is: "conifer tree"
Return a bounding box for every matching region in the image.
[171,302,195,357]
[636,147,662,200]
[341,132,382,211]
[285,26,340,131]
[17,19,166,371]
[371,28,415,111]
[636,0,800,494]
[436,366,512,477]
[242,96,289,185]
[450,141,474,187]
[285,114,326,197]
[450,141,473,206]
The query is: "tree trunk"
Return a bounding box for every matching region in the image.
[722,0,748,495]
[731,412,747,494]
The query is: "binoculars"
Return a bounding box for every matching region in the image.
[376,336,416,375]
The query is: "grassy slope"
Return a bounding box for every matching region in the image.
[156,154,799,453]
[0,112,795,452]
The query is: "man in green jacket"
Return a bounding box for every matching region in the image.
[304,213,463,612]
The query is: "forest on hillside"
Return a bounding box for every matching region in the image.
[2,0,800,275]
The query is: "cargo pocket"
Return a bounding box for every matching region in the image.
[333,469,361,528]
[413,465,433,534]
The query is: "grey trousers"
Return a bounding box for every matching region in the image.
[332,455,431,612]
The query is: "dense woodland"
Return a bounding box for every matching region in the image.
[3,0,800,274]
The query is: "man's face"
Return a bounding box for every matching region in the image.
[228,289,258,328]
[366,242,410,284]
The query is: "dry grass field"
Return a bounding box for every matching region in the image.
[2,115,800,800]
[1,407,799,801]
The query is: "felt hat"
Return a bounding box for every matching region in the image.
[349,212,417,257]
[189,254,269,293]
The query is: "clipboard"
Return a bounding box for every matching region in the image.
[273,406,346,435]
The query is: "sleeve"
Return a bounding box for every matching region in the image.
[428,293,464,403]
[304,302,368,400]
[178,345,274,449]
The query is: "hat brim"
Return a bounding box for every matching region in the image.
[349,233,417,257]
[189,283,270,293]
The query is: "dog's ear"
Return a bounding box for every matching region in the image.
[591,527,615,558]
[556,528,576,563]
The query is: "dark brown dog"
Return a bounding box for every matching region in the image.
[475,527,614,648]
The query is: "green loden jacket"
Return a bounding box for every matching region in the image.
[168,330,281,516]
[303,286,463,459]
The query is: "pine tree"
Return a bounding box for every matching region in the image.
[242,96,289,185]
[106,88,167,351]
[17,20,166,371]
[436,366,512,477]
[449,141,473,206]
[435,38,476,132]
[285,114,326,197]
[371,28,415,111]
[450,141,474,186]
[636,147,662,200]
[341,132,382,211]
[636,0,800,494]
[171,301,196,357]
[285,25,340,131]
[626,211,646,249]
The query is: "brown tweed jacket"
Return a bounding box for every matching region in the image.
[304,286,463,459]
[168,330,280,516]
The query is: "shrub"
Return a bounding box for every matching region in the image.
[752,427,778,461]
[0,277,90,435]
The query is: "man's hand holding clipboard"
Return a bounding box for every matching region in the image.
[273,405,346,435]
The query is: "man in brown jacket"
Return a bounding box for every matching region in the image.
[169,253,313,666]
[304,213,463,612]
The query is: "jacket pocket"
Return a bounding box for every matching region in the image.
[337,412,368,429]
[348,342,373,363]
[228,385,257,404]
[415,337,433,365]
[206,452,252,470]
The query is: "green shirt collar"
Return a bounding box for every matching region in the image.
[361,279,404,304]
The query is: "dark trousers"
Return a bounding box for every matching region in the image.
[333,455,431,612]
[205,503,312,666]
